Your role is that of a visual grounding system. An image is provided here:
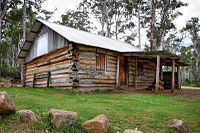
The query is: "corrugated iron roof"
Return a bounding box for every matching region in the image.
[16,19,141,64]
[38,19,140,52]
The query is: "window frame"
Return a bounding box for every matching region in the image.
[137,62,144,76]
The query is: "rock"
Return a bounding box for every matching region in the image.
[49,109,77,128]
[167,119,189,133]
[18,110,42,124]
[0,91,16,115]
[124,129,143,133]
[82,115,109,133]
[0,83,4,87]
[5,83,12,88]
[16,85,23,87]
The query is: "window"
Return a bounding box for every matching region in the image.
[96,53,106,70]
[137,62,144,76]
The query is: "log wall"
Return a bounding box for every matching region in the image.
[77,45,118,91]
[128,57,156,89]
[25,43,75,89]
[25,42,159,91]
[128,57,136,86]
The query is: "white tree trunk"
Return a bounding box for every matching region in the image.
[21,0,27,85]
[138,6,141,49]
[159,32,165,50]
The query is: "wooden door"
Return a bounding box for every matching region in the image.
[120,56,125,84]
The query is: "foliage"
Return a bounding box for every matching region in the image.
[146,0,187,50]
[59,9,94,32]
[0,0,54,78]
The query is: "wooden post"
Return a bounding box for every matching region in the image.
[134,57,138,89]
[116,55,120,87]
[177,65,181,89]
[171,59,175,93]
[155,56,160,94]
[160,65,163,80]
[125,57,129,87]
[47,71,51,88]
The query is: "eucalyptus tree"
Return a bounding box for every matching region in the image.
[59,9,94,32]
[0,0,8,77]
[181,17,200,84]
[79,0,132,40]
[0,0,53,78]
[124,0,147,48]
[149,0,187,51]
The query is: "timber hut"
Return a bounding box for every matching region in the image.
[16,19,187,92]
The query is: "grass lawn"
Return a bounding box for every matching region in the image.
[0,87,200,133]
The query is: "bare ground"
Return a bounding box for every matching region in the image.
[182,86,200,90]
[111,88,200,100]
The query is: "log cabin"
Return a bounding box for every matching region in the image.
[16,19,187,92]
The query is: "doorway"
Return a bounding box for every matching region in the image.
[120,56,128,85]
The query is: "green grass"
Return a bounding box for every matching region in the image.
[0,87,200,133]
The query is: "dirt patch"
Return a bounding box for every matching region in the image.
[111,89,200,100]
[176,89,200,100]
[182,86,200,90]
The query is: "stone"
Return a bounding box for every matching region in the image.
[0,83,4,87]
[82,115,109,133]
[49,109,77,128]
[167,119,189,133]
[0,91,16,115]
[124,129,143,133]
[18,110,43,124]
[16,85,23,87]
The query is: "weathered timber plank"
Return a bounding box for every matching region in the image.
[26,64,71,75]
[26,60,70,73]
[78,45,96,52]
[78,84,115,87]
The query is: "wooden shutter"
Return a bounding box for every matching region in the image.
[96,53,105,70]
[100,54,105,70]
[96,54,101,69]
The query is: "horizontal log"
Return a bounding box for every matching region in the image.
[78,74,116,80]
[51,69,72,75]
[51,78,72,84]
[79,79,115,84]
[78,65,96,70]
[26,60,70,73]
[79,51,96,57]
[106,59,117,64]
[106,63,117,68]
[106,67,116,72]
[106,51,118,56]
[26,63,71,75]
[78,45,96,52]
[78,84,115,87]
[50,83,73,87]
[106,55,117,61]
[79,59,96,64]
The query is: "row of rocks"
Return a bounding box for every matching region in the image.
[0,91,190,133]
